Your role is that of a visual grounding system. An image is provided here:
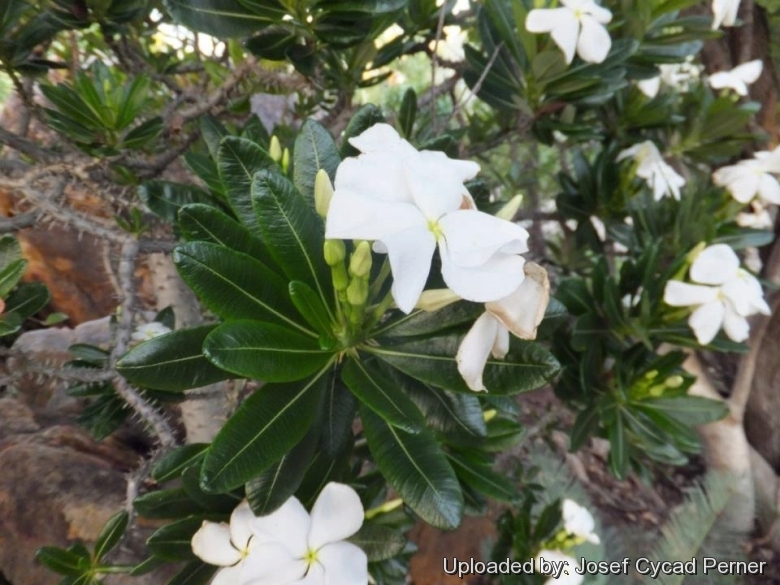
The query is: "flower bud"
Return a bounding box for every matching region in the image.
[269,136,282,162]
[495,194,523,221]
[666,375,684,389]
[281,147,290,173]
[415,289,460,312]
[346,278,369,307]
[315,169,334,218]
[323,239,346,266]
[349,241,372,278]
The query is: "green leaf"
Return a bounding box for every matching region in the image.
[134,488,204,519]
[139,181,215,223]
[3,282,49,319]
[348,523,407,562]
[0,234,23,268]
[146,517,202,561]
[609,412,629,480]
[319,375,357,458]
[182,467,240,514]
[446,451,517,503]
[163,0,281,37]
[94,511,129,561]
[289,280,333,336]
[123,117,163,149]
[152,444,210,483]
[638,396,728,426]
[203,320,332,382]
[0,258,27,297]
[361,407,463,529]
[117,325,231,392]
[35,547,85,576]
[165,561,218,585]
[173,242,306,331]
[375,302,483,339]
[342,358,425,433]
[217,136,276,232]
[398,88,417,139]
[405,380,486,442]
[293,119,341,202]
[245,425,318,515]
[372,335,560,395]
[570,405,599,451]
[201,368,329,492]
[250,170,331,308]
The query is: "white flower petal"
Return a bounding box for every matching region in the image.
[689,301,725,345]
[325,189,422,242]
[586,1,613,23]
[690,244,740,285]
[250,496,310,557]
[406,151,478,220]
[525,7,571,33]
[440,248,526,303]
[536,550,582,585]
[211,564,244,585]
[663,281,719,307]
[722,304,750,342]
[549,10,580,64]
[242,542,308,585]
[721,272,769,316]
[334,155,411,204]
[491,325,510,359]
[457,312,501,392]
[714,164,760,204]
[191,521,242,567]
[347,123,416,157]
[577,15,611,64]
[733,59,763,84]
[485,262,550,340]
[295,563,326,585]
[374,226,436,314]
[230,501,256,552]
[712,0,741,28]
[637,76,661,98]
[316,542,368,585]
[758,173,780,204]
[307,482,365,551]
[439,209,529,268]
[562,499,600,544]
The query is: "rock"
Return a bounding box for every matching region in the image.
[0,399,170,585]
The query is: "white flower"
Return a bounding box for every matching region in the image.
[664,244,770,344]
[243,482,367,585]
[535,550,583,585]
[617,141,686,201]
[737,201,774,229]
[326,124,529,313]
[712,145,780,205]
[712,0,741,29]
[457,263,549,392]
[562,499,600,544]
[708,59,762,96]
[130,322,171,342]
[637,63,699,98]
[191,501,258,585]
[525,0,612,65]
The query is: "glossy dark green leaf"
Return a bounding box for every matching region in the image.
[245,425,318,515]
[289,280,333,336]
[398,88,417,138]
[139,181,215,224]
[152,444,209,483]
[203,320,332,382]
[163,0,281,37]
[482,417,525,452]
[123,116,163,149]
[343,358,424,433]
[94,511,129,561]
[361,407,463,529]
[117,325,231,392]
[372,335,560,395]
[2,282,49,319]
[0,234,22,268]
[146,517,202,560]
[177,203,271,265]
[319,375,357,458]
[293,119,340,202]
[609,412,629,480]
[201,370,328,492]
[375,302,483,339]
[0,258,26,297]
[348,523,407,562]
[251,170,331,306]
[165,561,218,585]
[35,547,85,576]
[134,488,204,519]
[446,451,516,503]
[182,467,240,514]
[638,396,728,426]
[173,242,305,331]
[218,136,276,232]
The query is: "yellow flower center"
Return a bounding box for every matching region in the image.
[573,7,584,19]
[427,219,444,241]
[304,548,319,566]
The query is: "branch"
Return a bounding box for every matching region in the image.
[0,210,39,233]
[0,127,56,162]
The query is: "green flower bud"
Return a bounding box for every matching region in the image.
[347,278,369,307]
[333,265,349,292]
[315,169,334,218]
[495,194,523,221]
[281,147,290,173]
[349,241,372,278]
[269,136,282,162]
[323,239,346,266]
[666,375,684,389]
